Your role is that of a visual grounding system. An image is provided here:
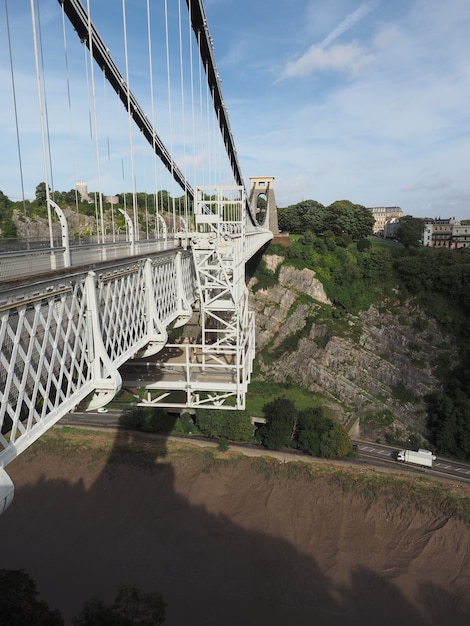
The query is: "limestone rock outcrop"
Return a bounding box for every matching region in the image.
[249,256,454,440]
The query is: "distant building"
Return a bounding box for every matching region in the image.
[451,222,470,249]
[76,180,119,206]
[368,206,403,236]
[383,218,401,239]
[423,218,470,249]
[76,179,91,203]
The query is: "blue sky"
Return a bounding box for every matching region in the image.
[204,0,470,219]
[1,0,469,220]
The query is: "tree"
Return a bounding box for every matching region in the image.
[278,204,302,233]
[428,378,470,459]
[35,182,49,206]
[195,409,253,441]
[0,569,63,625]
[220,410,254,442]
[195,408,225,438]
[260,397,298,450]
[119,407,175,433]
[63,189,78,204]
[396,215,424,248]
[0,189,12,218]
[320,422,352,458]
[1,218,18,238]
[296,407,332,456]
[324,200,375,239]
[278,200,325,234]
[73,586,166,626]
[356,237,372,252]
[292,406,352,458]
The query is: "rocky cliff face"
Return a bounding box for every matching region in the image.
[249,255,455,442]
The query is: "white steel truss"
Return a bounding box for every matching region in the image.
[0,185,269,513]
[126,187,255,410]
[0,251,195,470]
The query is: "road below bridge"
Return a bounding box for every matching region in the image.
[58,411,470,485]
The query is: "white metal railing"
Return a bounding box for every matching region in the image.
[0,238,179,282]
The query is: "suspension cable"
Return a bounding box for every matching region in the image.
[61,1,81,242]
[86,0,105,243]
[37,2,55,201]
[164,0,176,233]
[178,0,188,227]
[102,72,116,242]
[146,0,160,239]
[5,0,29,247]
[198,30,205,188]
[30,0,54,248]
[121,0,139,241]
[188,0,196,202]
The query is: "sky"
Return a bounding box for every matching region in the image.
[1,0,469,220]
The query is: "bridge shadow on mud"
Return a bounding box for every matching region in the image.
[1,419,469,626]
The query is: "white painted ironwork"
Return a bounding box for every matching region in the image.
[118,208,135,256]
[0,183,273,512]
[49,199,71,267]
[128,186,255,409]
[0,251,196,468]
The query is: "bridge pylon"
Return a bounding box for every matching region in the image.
[249,176,279,235]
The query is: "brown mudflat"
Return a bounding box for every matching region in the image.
[1,428,469,626]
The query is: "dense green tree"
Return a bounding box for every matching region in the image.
[35,182,49,206]
[296,407,332,456]
[278,200,325,233]
[119,407,175,433]
[260,397,297,450]
[0,189,12,218]
[324,200,374,239]
[195,409,253,441]
[157,189,171,212]
[0,569,63,625]
[220,410,254,442]
[356,237,372,252]
[1,218,18,238]
[357,248,393,286]
[73,586,166,626]
[63,189,78,204]
[195,409,225,438]
[278,204,302,233]
[396,215,424,248]
[427,373,470,459]
[320,422,352,458]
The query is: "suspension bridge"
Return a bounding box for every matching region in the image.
[0,0,279,512]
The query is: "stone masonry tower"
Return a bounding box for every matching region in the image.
[249,176,279,235]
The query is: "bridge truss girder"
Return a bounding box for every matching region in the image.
[123,187,255,410]
[0,251,195,469]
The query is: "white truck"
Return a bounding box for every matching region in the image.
[397,448,436,467]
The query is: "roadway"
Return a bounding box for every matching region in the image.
[58,410,470,485]
[353,440,470,482]
[0,238,179,285]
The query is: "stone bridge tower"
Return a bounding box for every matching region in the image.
[249,176,279,235]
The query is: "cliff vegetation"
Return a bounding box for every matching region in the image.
[248,233,470,461]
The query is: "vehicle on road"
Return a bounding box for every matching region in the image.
[397,448,436,467]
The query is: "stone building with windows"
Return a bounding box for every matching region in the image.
[451,222,470,249]
[368,206,403,236]
[423,217,470,249]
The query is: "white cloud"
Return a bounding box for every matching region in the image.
[279,1,378,80]
[280,41,374,79]
[321,1,378,48]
